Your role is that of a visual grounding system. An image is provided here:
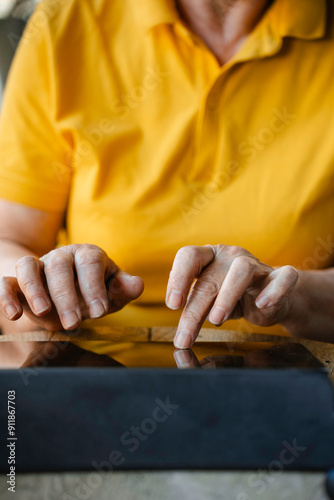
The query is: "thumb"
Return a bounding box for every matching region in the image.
[106,271,144,313]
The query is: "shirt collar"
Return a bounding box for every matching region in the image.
[136,0,326,41]
[232,0,327,63]
[135,0,178,32]
[276,0,326,40]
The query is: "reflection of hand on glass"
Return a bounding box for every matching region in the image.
[174,349,201,369]
[20,341,124,368]
[174,343,323,370]
[0,341,39,368]
[173,349,244,370]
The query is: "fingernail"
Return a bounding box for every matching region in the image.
[6,305,18,320]
[62,310,80,329]
[121,273,140,282]
[174,350,192,367]
[209,306,226,325]
[166,290,183,310]
[32,296,50,315]
[89,300,106,319]
[256,295,271,309]
[174,330,193,349]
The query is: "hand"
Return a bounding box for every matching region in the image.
[166,244,299,349]
[0,244,144,331]
[21,342,125,368]
[174,349,243,369]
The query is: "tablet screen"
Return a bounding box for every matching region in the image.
[0,339,324,370]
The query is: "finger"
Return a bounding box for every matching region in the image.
[200,355,243,368]
[173,349,201,369]
[166,245,214,310]
[209,256,268,326]
[200,356,220,369]
[20,341,61,368]
[255,265,299,309]
[173,273,222,349]
[15,256,52,317]
[106,271,144,313]
[42,251,81,330]
[74,246,113,319]
[0,277,23,320]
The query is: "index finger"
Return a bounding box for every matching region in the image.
[173,349,201,369]
[166,245,214,310]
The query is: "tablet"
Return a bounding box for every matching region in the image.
[0,338,333,473]
[0,339,325,369]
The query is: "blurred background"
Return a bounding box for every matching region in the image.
[0,0,40,107]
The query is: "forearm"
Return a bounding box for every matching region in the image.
[0,238,39,334]
[282,268,334,343]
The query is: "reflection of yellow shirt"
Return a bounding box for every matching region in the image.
[0,0,333,338]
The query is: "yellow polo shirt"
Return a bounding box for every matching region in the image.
[0,0,333,338]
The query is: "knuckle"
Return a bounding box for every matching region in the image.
[228,245,244,257]
[15,258,40,292]
[51,289,76,304]
[168,268,187,283]
[214,244,225,254]
[176,246,202,276]
[282,264,297,275]
[65,243,80,254]
[0,278,16,303]
[232,255,253,271]
[82,243,103,253]
[75,247,105,268]
[183,307,203,324]
[196,277,220,296]
[281,265,299,284]
[85,284,107,301]
[76,243,103,255]
[0,276,12,289]
[176,245,200,261]
[43,253,71,274]
[51,290,67,301]
[17,277,35,290]
[15,255,38,273]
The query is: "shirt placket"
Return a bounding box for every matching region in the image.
[192,34,284,184]
[192,72,228,183]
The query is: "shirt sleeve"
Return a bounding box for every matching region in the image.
[0,4,72,214]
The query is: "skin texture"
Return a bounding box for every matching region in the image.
[1,0,334,352]
[165,244,299,348]
[0,199,144,336]
[9,245,144,330]
[175,0,272,64]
